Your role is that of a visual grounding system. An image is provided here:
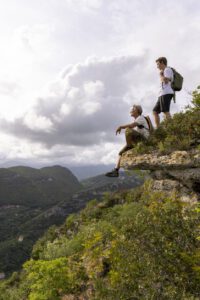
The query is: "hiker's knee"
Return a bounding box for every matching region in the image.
[119,145,132,156]
[125,127,132,137]
[164,112,171,119]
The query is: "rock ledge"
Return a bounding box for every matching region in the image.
[121,149,200,202]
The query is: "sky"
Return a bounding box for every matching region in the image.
[0,0,199,168]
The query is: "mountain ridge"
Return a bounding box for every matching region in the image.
[0,165,142,276]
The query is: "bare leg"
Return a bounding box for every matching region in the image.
[115,155,122,170]
[164,112,171,120]
[105,155,121,177]
[115,128,135,170]
[106,129,136,177]
[153,111,160,128]
[125,128,134,147]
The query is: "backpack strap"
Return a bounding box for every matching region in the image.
[137,116,150,131]
[173,93,176,103]
[169,66,176,103]
[144,116,151,131]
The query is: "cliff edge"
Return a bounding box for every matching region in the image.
[121,149,200,203]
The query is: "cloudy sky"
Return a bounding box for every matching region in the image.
[0,0,199,168]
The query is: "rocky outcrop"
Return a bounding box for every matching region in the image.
[121,149,200,202]
[121,150,200,170]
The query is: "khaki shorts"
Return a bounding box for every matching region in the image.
[119,129,145,156]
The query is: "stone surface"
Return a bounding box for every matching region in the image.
[121,149,200,202]
[121,149,200,170]
[151,179,198,203]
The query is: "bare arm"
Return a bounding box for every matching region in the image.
[116,122,137,135]
[160,71,171,84]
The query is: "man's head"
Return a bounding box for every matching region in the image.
[156,56,167,70]
[130,105,142,118]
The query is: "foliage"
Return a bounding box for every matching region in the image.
[1,183,200,300]
[0,166,82,275]
[1,89,200,299]
[191,85,200,110]
[131,86,200,155]
[23,258,87,300]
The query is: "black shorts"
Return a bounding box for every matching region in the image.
[153,94,173,114]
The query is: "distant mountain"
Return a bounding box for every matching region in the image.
[81,171,143,190]
[9,165,81,206]
[69,164,114,180]
[0,162,126,180]
[0,166,143,276]
[0,166,82,275]
[66,171,143,216]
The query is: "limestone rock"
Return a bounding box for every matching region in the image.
[151,179,198,203]
[121,149,200,170]
[121,149,200,202]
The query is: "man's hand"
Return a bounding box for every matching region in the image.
[116,126,122,135]
[160,71,170,83]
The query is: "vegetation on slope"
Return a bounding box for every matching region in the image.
[132,86,200,155]
[0,87,199,299]
[0,166,82,275]
[0,182,200,300]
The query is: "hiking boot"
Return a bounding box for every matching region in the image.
[105,169,119,177]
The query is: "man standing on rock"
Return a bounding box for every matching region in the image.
[105,105,150,177]
[153,57,174,128]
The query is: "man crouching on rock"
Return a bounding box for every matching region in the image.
[105,105,150,177]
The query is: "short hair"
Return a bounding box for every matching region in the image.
[132,105,143,115]
[156,57,167,65]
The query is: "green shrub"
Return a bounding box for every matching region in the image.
[9,186,199,299]
[24,258,87,300]
[191,85,200,110]
[130,86,200,155]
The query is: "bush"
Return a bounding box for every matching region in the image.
[2,185,199,300]
[130,86,200,155]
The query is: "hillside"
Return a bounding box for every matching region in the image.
[8,165,81,206]
[0,87,199,299]
[0,166,82,275]
[81,171,143,190]
[0,166,80,207]
[0,182,200,300]
[0,166,142,277]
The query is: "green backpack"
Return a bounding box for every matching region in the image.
[171,67,184,91]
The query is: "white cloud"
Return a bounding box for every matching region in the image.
[23,111,54,132]
[0,0,199,167]
[13,24,54,53]
[83,80,104,97]
[0,81,20,96]
[0,49,197,166]
[65,0,103,11]
[81,101,101,115]
[60,103,72,116]
[0,54,147,146]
